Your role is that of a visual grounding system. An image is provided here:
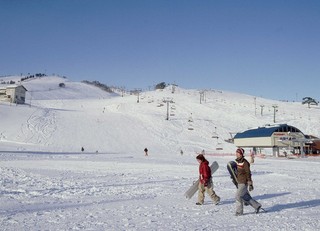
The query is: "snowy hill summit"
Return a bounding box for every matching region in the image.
[0,74,116,100]
[1,75,319,156]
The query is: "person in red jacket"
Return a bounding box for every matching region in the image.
[196,154,220,205]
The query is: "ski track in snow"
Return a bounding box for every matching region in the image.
[19,108,57,146]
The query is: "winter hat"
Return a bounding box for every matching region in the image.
[236,148,245,156]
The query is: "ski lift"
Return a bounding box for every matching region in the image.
[216,142,223,150]
[215,136,223,150]
[188,113,193,122]
[188,123,194,130]
[212,126,218,138]
[170,107,175,116]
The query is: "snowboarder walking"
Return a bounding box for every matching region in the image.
[195,154,220,205]
[144,148,148,156]
[234,148,261,216]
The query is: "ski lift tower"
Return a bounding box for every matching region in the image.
[199,90,205,104]
[133,88,142,103]
[272,104,278,123]
[254,97,257,116]
[163,97,174,120]
[260,105,264,116]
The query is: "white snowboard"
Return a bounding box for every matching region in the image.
[184,161,219,199]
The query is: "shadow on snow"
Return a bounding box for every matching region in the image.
[266,199,320,212]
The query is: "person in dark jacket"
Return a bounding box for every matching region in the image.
[196,154,220,205]
[234,148,261,216]
[144,148,148,156]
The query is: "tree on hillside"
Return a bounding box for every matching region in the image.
[302,97,318,108]
[82,80,113,93]
[155,82,166,90]
[59,83,66,88]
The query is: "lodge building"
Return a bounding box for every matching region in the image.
[0,85,27,104]
[233,124,317,157]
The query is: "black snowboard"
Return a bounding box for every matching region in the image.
[227,161,238,188]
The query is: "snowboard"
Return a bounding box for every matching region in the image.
[227,161,238,188]
[184,161,219,199]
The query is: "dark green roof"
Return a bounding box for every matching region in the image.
[234,124,303,139]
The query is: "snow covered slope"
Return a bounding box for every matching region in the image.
[1,75,320,155]
[1,75,320,230]
[0,76,320,155]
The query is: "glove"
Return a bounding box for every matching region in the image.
[204,181,208,187]
[248,184,254,191]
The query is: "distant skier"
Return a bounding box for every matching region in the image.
[81,147,84,152]
[234,148,261,216]
[144,148,148,156]
[195,154,220,205]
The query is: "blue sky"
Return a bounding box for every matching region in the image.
[1,0,320,101]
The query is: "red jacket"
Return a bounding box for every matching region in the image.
[199,160,211,184]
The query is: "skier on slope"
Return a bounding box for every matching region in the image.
[195,154,220,205]
[144,148,148,156]
[234,148,261,216]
